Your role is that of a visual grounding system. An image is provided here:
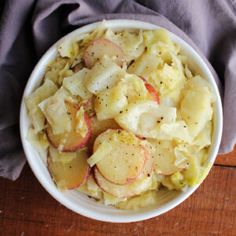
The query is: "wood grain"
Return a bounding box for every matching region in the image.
[0,160,235,236]
[215,150,236,166]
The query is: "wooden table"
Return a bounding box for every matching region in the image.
[0,148,235,236]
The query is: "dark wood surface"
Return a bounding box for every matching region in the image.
[0,147,235,236]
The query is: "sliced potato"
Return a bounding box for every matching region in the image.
[49,146,77,163]
[89,117,120,148]
[142,151,154,177]
[94,168,153,198]
[94,129,148,185]
[150,140,181,175]
[83,39,126,68]
[87,142,113,167]
[48,147,90,189]
[138,140,155,177]
[91,117,120,138]
[46,102,92,152]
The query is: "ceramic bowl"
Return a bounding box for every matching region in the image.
[20,20,223,223]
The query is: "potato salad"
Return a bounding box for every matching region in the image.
[25,25,214,210]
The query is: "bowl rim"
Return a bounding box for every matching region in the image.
[20,19,223,223]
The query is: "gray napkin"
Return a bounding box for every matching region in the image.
[0,0,235,180]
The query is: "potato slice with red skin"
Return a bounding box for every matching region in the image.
[140,141,157,177]
[80,97,96,117]
[142,151,154,177]
[94,168,153,198]
[93,129,149,185]
[71,63,82,73]
[145,82,160,104]
[83,39,126,68]
[46,101,92,152]
[48,147,90,189]
[140,77,160,104]
[91,117,120,138]
[88,117,120,150]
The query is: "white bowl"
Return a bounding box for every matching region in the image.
[20,19,223,223]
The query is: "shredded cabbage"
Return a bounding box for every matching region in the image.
[63,68,92,99]
[39,88,72,134]
[25,79,57,132]
[115,101,177,138]
[85,56,125,94]
[105,29,144,60]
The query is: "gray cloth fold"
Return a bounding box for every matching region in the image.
[0,0,235,180]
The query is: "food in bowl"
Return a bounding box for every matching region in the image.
[25,25,215,210]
